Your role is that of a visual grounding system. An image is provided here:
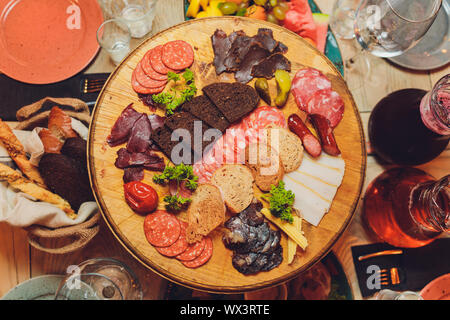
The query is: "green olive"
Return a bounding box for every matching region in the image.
[219,2,238,15]
[273,6,286,20]
[253,0,267,6]
[277,1,289,12]
[269,0,278,7]
[255,78,272,106]
[274,69,291,108]
[266,13,279,24]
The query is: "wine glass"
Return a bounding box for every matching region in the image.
[330,0,443,83]
[54,258,143,300]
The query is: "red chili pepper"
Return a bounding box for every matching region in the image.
[124,181,158,214]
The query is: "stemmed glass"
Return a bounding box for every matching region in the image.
[330,0,443,82]
[54,258,143,300]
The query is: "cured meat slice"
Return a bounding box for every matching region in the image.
[306,88,344,128]
[161,40,194,70]
[234,43,270,83]
[123,167,144,183]
[245,106,287,130]
[131,69,165,95]
[141,50,168,81]
[126,114,152,153]
[211,29,241,75]
[251,53,291,79]
[114,148,164,170]
[107,104,142,146]
[135,62,168,88]
[182,237,213,268]
[155,221,189,257]
[150,45,175,74]
[144,210,181,247]
[291,68,331,108]
[176,237,206,261]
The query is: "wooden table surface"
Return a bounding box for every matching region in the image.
[0,0,448,300]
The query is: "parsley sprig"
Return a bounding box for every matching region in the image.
[152,69,197,116]
[153,163,198,212]
[261,181,295,223]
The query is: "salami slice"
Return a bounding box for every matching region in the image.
[292,68,332,109]
[144,210,181,247]
[141,50,168,81]
[246,106,287,130]
[161,40,194,70]
[135,61,167,88]
[176,236,206,261]
[155,220,189,257]
[131,68,165,95]
[150,45,176,74]
[182,237,213,268]
[306,88,344,128]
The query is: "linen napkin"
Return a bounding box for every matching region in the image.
[0,125,98,229]
[351,238,450,298]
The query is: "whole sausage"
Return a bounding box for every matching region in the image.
[308,114,341,156]
[288,114,322,158]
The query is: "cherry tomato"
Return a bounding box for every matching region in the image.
[124,181,158,214]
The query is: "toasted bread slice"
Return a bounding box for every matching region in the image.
[185,184,226,244]
[245,142,284,192]
[266,127,304,173]
[211,164,254,214]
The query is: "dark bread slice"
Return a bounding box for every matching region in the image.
[38,153,93,211]
[151,126,194,165]
[165,111,213,155]
[182,95,229,132]
[202,82,259,123]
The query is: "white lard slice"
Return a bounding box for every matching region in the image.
[283,152,345,226]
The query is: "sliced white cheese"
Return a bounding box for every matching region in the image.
[283,153,345,226]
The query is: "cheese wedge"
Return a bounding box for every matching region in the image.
[261,208,308,250]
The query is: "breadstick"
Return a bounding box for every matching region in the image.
[0,163,75,218]
[0,119,46,188]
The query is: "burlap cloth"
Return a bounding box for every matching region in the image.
[11,97,100,254]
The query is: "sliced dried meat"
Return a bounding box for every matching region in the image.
[126,114,152,153]
[123,166,144,183]
[251,53,291,79]
[182,237,213,268]
[115,148,164,169]
[107,104,142,147]
[135,61,168,89]
[253,28,279,52]
[306,88,344,128]
[161,40,194,70]
[147,113,165,131]
[176,236,206,261]
[141,50,168,81]
[291,68,332,108]
[234,43,270,84]
[156,221,189,257]
[144,210,181,247]
[150,45,176,74]
[223,33,254,72]
[211,29,241,75]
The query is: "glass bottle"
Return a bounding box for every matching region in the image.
[363,167,449,248]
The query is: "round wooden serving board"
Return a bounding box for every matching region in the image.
[88,17,366,293]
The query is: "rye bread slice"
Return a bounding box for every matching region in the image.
[151,126,194,164]
[182,95,229,132]
[202,82,259,123]
[211,164,254,214]
[185,184,226,244]
[265,127,304,173]
[165,111,213,156]
[245,142,284,192]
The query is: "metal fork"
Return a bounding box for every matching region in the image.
[82,77,107,93]
[377,267,401,286]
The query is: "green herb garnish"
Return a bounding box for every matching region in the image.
[151,68,197,116]
[261,181,295,223]
[153,163,198,212]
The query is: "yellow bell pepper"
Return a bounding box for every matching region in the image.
[200,0,209,10]
[206,0,223,16]
[196,10,209,18]
[186,0,201,18]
